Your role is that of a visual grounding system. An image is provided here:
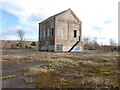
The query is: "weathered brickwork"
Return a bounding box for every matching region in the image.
[38,8,83,52]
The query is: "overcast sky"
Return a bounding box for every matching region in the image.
[0,0,119,45]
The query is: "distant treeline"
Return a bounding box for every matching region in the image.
[84,44,119,52]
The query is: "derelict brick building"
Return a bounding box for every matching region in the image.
[38,8,83,52]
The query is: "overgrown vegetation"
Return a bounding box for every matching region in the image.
[84,44,119,52]
[2,49,119,88]
[31,42,37,46]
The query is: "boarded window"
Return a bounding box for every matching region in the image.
[46,41,48,45]
[60,28,65,37]
[44,30,46,37]
[74,30,77,38]
[41,41,43,46]
[51,40,54,45]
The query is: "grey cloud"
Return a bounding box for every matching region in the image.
[27,13,45,22]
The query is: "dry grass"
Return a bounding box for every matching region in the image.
[2,49,119,88]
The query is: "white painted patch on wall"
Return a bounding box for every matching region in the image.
[63,46,83,52]
[63,46,71,51]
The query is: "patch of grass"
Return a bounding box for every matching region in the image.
[11,61,21,64]
[3,58,11,60]
[3,59,22,64]
[29,46,32,49]
[16,69,28,73]
[1,75,22,80]
[59,78,70,83]
[99,66,117,75]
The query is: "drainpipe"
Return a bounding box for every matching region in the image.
[77,36,80,42]
[78,36,80,42]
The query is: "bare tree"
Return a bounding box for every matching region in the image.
[17,30,25,41]
[109,39,116,46]
[16,30,25,48]
[83,36,90,45]
[91,37,99,45]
